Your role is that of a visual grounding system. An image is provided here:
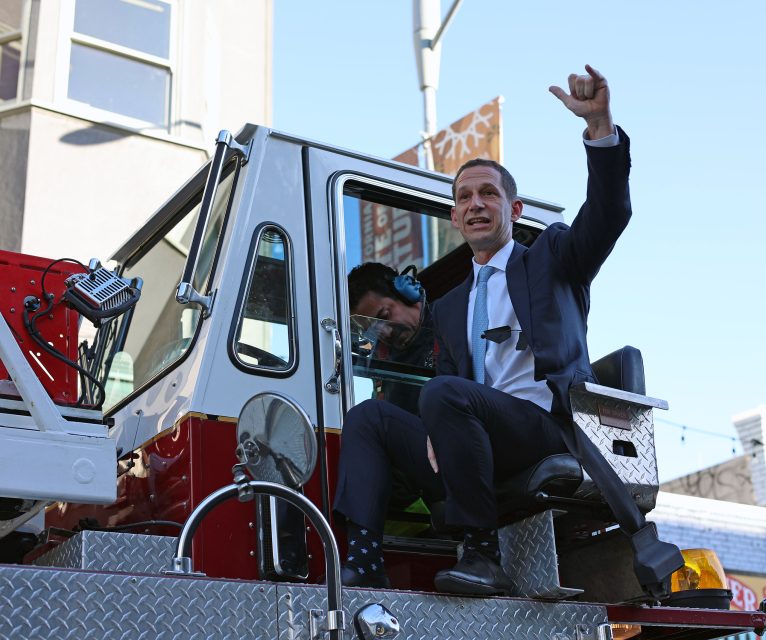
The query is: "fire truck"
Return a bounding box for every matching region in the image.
[1,126,764,639]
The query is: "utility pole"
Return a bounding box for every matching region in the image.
[412,0,463,170]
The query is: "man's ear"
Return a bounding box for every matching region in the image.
[450,206,459,229]
[511,199,523,222]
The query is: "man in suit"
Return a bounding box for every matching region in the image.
[335,65,680,594]
[421,63,631,595]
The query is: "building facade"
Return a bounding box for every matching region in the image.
[656,406,766,637]
[0,0,272,261]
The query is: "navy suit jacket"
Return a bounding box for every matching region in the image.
[432,128,632,416]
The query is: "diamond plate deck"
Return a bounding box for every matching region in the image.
[280,583,608,640]
[33,530,175,574]
[570,388,659,511]
[0,564,277,639]
[0,563,610,640]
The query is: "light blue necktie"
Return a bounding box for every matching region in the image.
[471,265,495,384]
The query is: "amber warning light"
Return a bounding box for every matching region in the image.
[666,548,732,610]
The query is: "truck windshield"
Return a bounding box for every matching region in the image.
[96,164,238,409]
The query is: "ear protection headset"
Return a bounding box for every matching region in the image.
[392,264,425,304]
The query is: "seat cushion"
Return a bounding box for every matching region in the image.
[496,454,583,515]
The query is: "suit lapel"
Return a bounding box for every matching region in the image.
[505,241,533,343]
[448,273,473,377]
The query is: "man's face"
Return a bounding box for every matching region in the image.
[352,291,421,349]
[451,165,523,260]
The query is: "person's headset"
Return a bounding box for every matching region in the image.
[392,264,425,305]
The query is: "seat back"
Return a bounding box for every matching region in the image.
[495,345,660,521]
[591,345,645,395]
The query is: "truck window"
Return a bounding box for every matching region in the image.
[99,163,238,409]
[341,179,543,416]
[230,225,295,372]
[341,180,454,414]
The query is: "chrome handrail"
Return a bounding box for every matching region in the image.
[168,478,344,640]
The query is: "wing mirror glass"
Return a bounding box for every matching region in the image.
[235,392,317,489]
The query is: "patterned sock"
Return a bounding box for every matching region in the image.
[345,521,385,577]
[463,527,500,561]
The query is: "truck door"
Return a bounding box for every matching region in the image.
[305,147,453,419]
[303,145,466,585]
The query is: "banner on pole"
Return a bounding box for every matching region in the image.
[360,97,503,268]
[359,200,424,269]
[395,96,503,174]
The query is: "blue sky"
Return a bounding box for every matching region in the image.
[273,1,766,482]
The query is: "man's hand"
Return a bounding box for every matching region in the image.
[549,64,614,140]
[426,436,439,473]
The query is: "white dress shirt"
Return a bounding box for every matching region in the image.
[466,240,553,410]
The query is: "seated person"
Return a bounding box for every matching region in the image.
[335,263,444,588]
[347,262,434,414]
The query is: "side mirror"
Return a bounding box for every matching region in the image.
[236,392,317,489]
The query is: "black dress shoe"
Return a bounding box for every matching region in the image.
[341,564,391,589]
[434,550,511,596]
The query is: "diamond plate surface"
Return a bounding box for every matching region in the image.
[499,511,557,595]
[498,510,581,599]
[0,564,277,639]
[1,563,610,640]
[33,530,176,574]
[570,390,659,511]
[279,582,609,640]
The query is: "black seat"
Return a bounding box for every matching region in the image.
[495,454,583,517]
[590,345,645,395]
[430,346,646,530]
[496,346,645,520]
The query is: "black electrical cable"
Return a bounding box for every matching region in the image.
[22,258,107,408]
[38,258,89,300]
[654,417,739,441]
[78,519,183,532]
[23,299,106,408]
[82,318,118,401]
[24,297,105,407]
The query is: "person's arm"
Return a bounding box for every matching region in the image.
[547,66,631,283]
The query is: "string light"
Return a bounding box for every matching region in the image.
[655,417,738,456]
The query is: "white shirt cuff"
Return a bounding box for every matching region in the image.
[583,127,619,147]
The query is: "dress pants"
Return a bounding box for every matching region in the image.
[333,376,569,532]
[333,398,444,533]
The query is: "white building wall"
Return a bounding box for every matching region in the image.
[0,0,273,261]
[734,407,766,506]
[22,108,206,260]
[653,491,766,574]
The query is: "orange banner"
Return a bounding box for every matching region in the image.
[390,97,503,260]
[394,96,503,174]
[360,98,504,269]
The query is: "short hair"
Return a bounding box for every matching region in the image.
[347,262,399,313]
[452,158,518,203]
